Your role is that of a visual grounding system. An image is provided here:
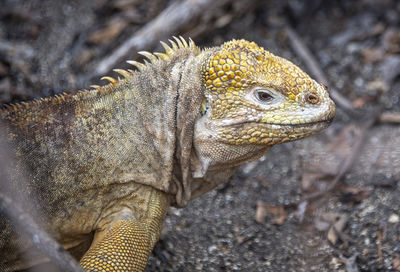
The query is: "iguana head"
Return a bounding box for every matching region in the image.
[192,39,335,176]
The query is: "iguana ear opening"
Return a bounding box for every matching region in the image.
[199,98,210,116]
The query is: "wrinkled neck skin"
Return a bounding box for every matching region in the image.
[189,114,271,200]
[171,48,217,206]
[188,73,271,202]
[171,48,271,204]
[192,117,271,175]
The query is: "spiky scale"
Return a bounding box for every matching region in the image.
[153,52,169,61]
[54,94,63,103]
[168,39,179,51]
[179,36,188,48]
[138,51,158,63]
[173,36,184,48]
[113,69,131,78]
[127,60,146,71]
[101,76,118,85]
[3,104,11,110]
[160,41,173,55]
[90,85,102,91]
[189,37,196,49]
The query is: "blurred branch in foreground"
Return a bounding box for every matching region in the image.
[0,125,83,272]
[285,25,356,114]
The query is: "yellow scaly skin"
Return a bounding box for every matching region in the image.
[0,38,335,271]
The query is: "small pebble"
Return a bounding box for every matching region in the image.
[388,214,399,223]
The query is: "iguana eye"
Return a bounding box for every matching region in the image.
[255,89,274,102]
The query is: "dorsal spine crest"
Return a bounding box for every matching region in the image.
[1,36,198,114]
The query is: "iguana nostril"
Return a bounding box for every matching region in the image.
[306,93,319,104]
[320,83,328,91]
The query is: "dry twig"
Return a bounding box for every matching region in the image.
[298,109,381,204]
[379,112,400,124]
[92,0,254,78]
[377,229,383,264]
[345,254,359,272]
[0,193,84,272]
[284,25,355,114]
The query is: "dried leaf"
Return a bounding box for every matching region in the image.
[255,201,267,223]
[379,112,400,124]
[323,213,348,245]
[111,0,141,10]
[88,19,128,44]
[121,9,145,24]
[333,214,348,233]
[327,225,338,245]
[383,28,400,54]
[361,47,384,63]
[74,49,93,67]
[345,254,359,272]
[0,61,8,77]
[393,256,400,271]
[321,212,341,223]
[314,218,331,231]
[351,97,370,109]
[254,176,269,188]
[366,79,389,93]
[255,201,287,225]
[215,14,234,28]
[301,172,331,191]
[330,257,343,269]
[339,185,373,203]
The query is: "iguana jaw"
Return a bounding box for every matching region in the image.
[192,108,332,179]
[213,100,335,145]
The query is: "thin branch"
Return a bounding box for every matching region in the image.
[379,111,400,124]
[298,109,381,204]
[0,193,85,272]
[284,25,356,114]
[92,0,237,78]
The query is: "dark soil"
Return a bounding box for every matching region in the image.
[1,0,399,271]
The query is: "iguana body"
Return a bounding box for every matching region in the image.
[0,37,335,271]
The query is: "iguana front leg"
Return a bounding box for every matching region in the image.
[80,188,169,272]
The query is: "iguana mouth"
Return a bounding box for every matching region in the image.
[277,119,333,128]
[220,118,332,128]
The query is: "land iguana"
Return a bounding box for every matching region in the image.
[0,37,335,271]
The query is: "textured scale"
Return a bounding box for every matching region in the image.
[0,38,335,271]
[80,188,168,272]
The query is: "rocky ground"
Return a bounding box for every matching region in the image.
[1,0,399,271]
